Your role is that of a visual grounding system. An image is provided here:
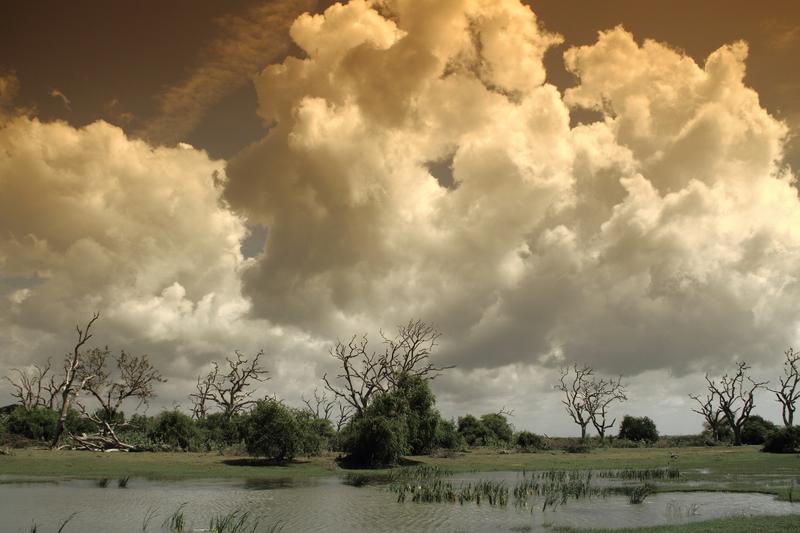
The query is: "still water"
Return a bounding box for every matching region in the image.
[0,471,797,532]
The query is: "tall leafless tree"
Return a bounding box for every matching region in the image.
[190,350,269,419]
[302,387,352,431]
[704,362,768,446]
[75,348,164,439]
[322,320,452,418]
[585,376,627,441]
[689,391,726,442]
[767,348,800,427]
[557,363,594,441]
[51,312,100,449]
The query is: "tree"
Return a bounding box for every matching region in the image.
[762,426,800,454]
[322,320,452,418]
[557,363,594,440]
[767,348,800,427]
[51,312,100,449]
[242,399,301,462]
[689,391,726,442]
[479,413,513,445]
[585,376,626,441]
[190,350,269,420]
[740,415,777,445]
[618,415,658,443]
[149,410,198,450]
[302,387,351,433]
[704,362,768,446]
[457,414,490,446]
[78,349,164,428]
[3,358,61,411]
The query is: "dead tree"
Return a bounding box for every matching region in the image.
[557,363,594,440]
[75,348,164,445]
[302,388,336,420]
[322,320,452,418]
[3,358,54,411]
[585,376,627,441]
[705,362,767,446]
[190,350,269,419]
[767,348,800,427]
[51,312,100,449]
[689,391,726,442]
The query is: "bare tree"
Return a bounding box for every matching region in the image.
[190,350,269,419]
[767,348,800,427]
[3,358,55,411]
[51,312,100,449]
[302,387,336,420]
[705,362,768,446]
[557,363,594,441]
[585,376,627,441]
[76,348,164,438]
[322,320,452,418]
[689,391,726,442]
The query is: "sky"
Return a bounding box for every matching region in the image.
[1,0,799,436]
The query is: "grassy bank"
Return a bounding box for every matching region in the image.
[0,445,797,483]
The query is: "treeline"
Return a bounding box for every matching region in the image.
[3,315,800,462]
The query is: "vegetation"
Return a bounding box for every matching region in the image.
[617,415,658,444]
[761,425,800,453]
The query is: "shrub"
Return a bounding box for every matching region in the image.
[457,414,490,446]
[563,440,592,454]
[458,413,513,447]
[6,406,59,441]
[340,414,408,467]
[242,399,301,462]
[294,411,334,456]
[618,416,659,444]
[480,413,513,446]
[197,412,245,449]
[762,426,800,454]
[435,418,464,450]
[148,410,198,450]
[741,415,777,445]
[515,431,549,451]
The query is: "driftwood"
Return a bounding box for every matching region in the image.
[68,432,138,452]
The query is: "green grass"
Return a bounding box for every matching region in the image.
[548,513,800,532]
[0,445,797,486]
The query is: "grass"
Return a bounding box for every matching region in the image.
[548,513,800,532]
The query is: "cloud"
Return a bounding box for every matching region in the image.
[225,1,800,387]
[3,1,799,433]
[0,72,20,121]
[0,116,329,410]
[139,0,315,146]
[49,88,71,110]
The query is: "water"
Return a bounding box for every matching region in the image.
[0,472,797,532]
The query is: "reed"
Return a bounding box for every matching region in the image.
[96,478,109,488]
[208,510,259,533]
[162,503,188,532]
[117,476,130,488]
[54,512,79,533]
[141,506,158,531]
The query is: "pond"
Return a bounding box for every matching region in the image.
[0,471,797,532]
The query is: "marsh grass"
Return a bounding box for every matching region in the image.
[208,510,259,533]
[117,476,130,488]
[163,503,188,532]
[141,506,158,531]
[391,467,679,510]
[56,512,78,533]
[96,478,109,488]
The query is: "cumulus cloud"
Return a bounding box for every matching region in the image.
[2,0,799,433]
[0,116,325,409]
[225,0,800,388]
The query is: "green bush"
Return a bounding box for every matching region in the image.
[435,418,464,450]
[457,413,513,447]
[242,399,301,462]
[340,414,408,467]
[148,410,198,450]
[294,410,335,456]
[6,406,59,441]
[618,416,659,444]
[762,426,800,453]
[515,431,549,451]
[197,412,245,449]
[741,415,777,445]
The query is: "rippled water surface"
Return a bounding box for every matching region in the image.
[1,471,798,532]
